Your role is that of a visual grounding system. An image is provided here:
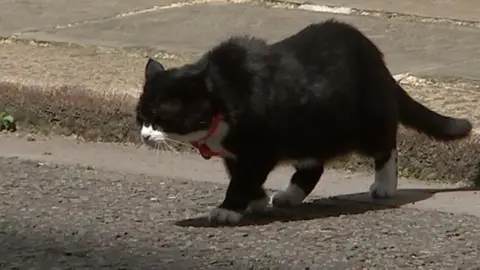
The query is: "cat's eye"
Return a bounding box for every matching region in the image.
[159,99,182,114]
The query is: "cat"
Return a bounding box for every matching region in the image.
[136,19,472,225]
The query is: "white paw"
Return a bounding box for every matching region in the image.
[369,180,396,199]
[246,196,269,213]
[208,207,242,224]
[271,184,306,208]
[371,149,398,199]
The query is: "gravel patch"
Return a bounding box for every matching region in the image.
[1,157,480,269]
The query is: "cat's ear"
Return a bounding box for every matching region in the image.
[145,58,165,81]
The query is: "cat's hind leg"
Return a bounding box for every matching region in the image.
[272,159,324,208]
[363,125,398,198]
[369,148,398,199]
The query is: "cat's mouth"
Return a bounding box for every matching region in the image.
[140,125,166,143]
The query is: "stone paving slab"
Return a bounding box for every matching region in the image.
[17,2,480,80]
[293,0,480,22]
[0,0,189,36]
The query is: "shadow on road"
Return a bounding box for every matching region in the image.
[0,226,189,269]
[175,186,480,228]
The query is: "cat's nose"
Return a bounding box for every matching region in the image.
[142,134,151,140]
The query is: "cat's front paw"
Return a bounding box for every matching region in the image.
[208,207,243,225]
[271,184,306,208]
[246,196,269,213]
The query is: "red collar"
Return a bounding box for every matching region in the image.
[190,112,225,160]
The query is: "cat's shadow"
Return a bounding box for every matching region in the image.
[175,187,479,228]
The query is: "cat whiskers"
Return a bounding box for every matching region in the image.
[150,141,169,156]
[153,143,161,156]
[166,138,194,149]
[163,140,180,154]
[171,139,198,154]
[143,138,195,155]
[152,139,185,155]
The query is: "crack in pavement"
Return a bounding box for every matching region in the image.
[264,0,480,28]
[8,0,250,38]
[6,0,480,41]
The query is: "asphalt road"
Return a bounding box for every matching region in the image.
[1,0,480,269]
[1,156,480,269]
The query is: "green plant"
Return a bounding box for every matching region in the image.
[0,109,16,132]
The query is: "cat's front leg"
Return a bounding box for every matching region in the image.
[223,158,270,213]
[208,157,275,225]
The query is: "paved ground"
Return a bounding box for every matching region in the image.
[1,0,480,81]
[1,134,480,269]
[2,0,480,268]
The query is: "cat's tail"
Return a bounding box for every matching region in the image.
[397,83,473,141]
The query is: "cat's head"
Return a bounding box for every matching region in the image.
[136,58,216,147]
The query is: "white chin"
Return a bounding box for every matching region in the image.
[141,125,167,140]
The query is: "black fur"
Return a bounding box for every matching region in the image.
[136,19,472,218]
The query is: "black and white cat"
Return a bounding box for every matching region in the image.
[136,19,472,225]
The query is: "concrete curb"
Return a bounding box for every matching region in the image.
[1,78,479,187]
